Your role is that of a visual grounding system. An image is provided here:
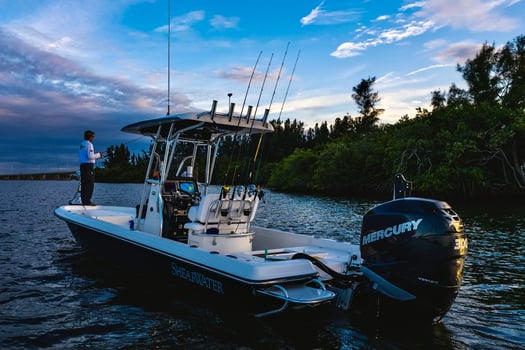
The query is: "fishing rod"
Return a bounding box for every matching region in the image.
[251,53,273,122]
[243,45,286,183]
[69,133,148,204]
[248,43,293,183]
[236,53,274,184]
[234,50,263,124]
[97,135,150,165]
[278,49,300,120]
[251,48,300,184]
[268,42,289,113]
[99,135,147,150]
[224,51,262,185]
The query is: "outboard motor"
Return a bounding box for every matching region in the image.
[359,197,468,323]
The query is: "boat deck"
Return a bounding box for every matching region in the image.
[59,205,360,278]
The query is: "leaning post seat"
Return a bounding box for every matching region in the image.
[185,193,221,230]
[184,192,260,253]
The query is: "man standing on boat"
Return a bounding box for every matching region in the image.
[78,130,104,206]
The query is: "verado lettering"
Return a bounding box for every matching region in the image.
[362,218,423,245]
[171,262,224,294]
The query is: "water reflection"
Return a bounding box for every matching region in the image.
[255,190,378,244]
[447,199,525,349]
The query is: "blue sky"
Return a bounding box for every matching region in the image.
[0,0,523,175]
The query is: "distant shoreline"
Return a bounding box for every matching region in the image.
[0,172,76,181]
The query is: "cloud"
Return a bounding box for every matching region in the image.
[375,15,390,21]
[301,1,325,26]
[331,0,520,59]
[423,38,448,51]
[155,10,206,33]
[434,40,483,64]
[330,20,433,58]
[379,20,433,43]
[5,0,123,62]
[407,64,454,75]
[301,1,361,26]
[210,15,239,30]
[413,0,521,32]
[0,28,173,120]
[215,65,265,83]
[0,27,194,174]
[330,41,369,58]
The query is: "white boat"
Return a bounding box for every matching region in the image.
[55,100,468,324]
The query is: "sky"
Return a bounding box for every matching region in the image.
[0,0,523,175]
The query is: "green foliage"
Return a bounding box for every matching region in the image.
[95,143,148,183]
[267,148,319,192]
[97,34,525,200]
[311,139,363,194]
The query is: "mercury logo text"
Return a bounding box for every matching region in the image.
[362,218,423,245]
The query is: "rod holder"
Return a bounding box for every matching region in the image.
[245,105,253,124]
[262,108,270,125]
[228,102,235,121]
[210,100,217,120]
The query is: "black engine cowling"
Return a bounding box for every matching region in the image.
[359,197,468,322]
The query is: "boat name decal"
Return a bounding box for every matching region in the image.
[362,218,423,245]
[171,262,224,294]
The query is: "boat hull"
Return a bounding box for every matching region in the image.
[63,220,316,316]
[64,221,455,323]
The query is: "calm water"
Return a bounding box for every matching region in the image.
[0,180,523,349]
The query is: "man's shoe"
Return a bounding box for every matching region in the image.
[88,202,96,206]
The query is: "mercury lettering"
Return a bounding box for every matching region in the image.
[362,218,423,245]
[171,262,225,294]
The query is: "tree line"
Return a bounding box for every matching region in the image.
[97,34,525,200]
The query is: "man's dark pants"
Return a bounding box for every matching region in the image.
[80,163,94,205]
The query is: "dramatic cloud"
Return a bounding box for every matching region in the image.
[1,0,522,175]
[0,27,192,174]
[0,29,172,121]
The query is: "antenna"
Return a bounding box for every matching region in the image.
[166,0,171,116]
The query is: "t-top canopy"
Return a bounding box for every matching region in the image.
[121,111,274,141]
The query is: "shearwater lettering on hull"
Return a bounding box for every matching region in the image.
[171,262,224,294]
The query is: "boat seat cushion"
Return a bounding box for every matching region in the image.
[188,193,221,223]
[187,194,257,225]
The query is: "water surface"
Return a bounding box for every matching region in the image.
[0,180,523,349]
